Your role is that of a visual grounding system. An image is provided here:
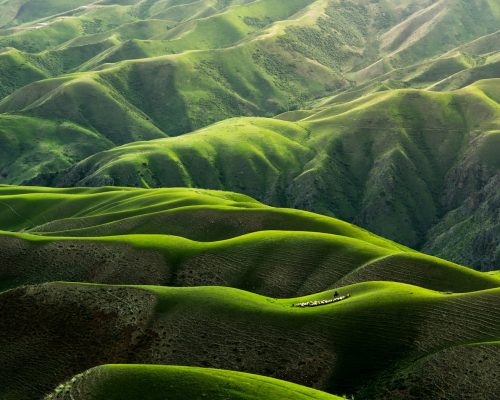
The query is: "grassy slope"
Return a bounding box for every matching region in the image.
[49,80,500,269]
[0,1,340,183]
[5,0,497,141]
[3,229,499,295]
[320,28,500,105]
[0,3,498,400]
[0,0,497,191]
[0,0,102,28]
[0,114,114,184]
[353,0,500,82]
[0,185,400,248]
[46,365,343,400]
[1,185,499,296]
[0,281,498,399]
[429,56,500,91]
[359,342,500,399]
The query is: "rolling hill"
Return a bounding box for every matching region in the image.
[1,2,500,399]
[1,280,499,400]
[45,365,344,400]
[38,80,500,270]
[2,185,499,295]
[0,0,498,180]
[0,0,498,269]
[0,185,498,399]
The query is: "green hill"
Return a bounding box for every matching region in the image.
[0,186,498,400]
[0,1,498,269]
[322,29,500,104]
[1,3,499,399]
[2,186,500,295]
[1,0,498,141]
[359,342,500,399]
[43,80,500,270]
[352,0,500,82]
[1,281,498,400]
[45,365,343,400]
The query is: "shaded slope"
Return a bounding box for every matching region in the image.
[0,47,48,98]
[0,281,498,399]
[354,0,500,82]
[0,114,112,184]
[3,229,499,296]
[46,365,343,400]
[429,56,500,91]
[0,74,168,142]
[319,28,500,105]
[358,342,500,400]
[0,37,339,136]
[0,0,105,28]
[48,117,312,199]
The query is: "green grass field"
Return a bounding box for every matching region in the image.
[46,365,344,400]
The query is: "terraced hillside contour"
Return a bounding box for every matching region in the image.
[3,185,499,294]
[0,186,499,400]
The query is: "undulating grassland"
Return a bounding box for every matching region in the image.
[0,2,497,271]
[1,2,499,399]
[38,80,500,270]
[0,186,497,400]
[2,186,499,295]
[45,365,344,400]
[0,281,498,399]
